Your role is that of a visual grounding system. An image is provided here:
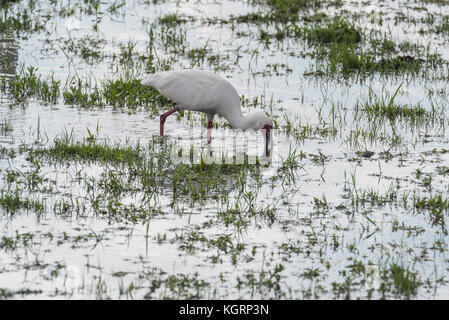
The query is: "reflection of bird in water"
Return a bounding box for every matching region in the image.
[0,0,19,79]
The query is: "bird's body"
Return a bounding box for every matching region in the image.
[143,70,243,126]
[141,70,273,154]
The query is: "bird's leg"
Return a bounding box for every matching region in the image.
[160,107,180,137]
[206,120,213,144]
[262,124,272,157]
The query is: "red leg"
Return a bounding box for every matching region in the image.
[207,120,213,144]
[160,107,180,136]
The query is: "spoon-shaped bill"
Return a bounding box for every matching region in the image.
[262,124,272,157]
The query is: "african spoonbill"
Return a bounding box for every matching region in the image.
[141,70,273,156]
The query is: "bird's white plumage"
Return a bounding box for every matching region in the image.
[142,70,240,118]
[142,70,272,130]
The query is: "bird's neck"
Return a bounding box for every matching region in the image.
[226,111,255,130]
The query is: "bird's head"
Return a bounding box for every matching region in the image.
[247,110,273,130]
[247,110,273,157]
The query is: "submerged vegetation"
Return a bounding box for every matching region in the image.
[0,0,449,300]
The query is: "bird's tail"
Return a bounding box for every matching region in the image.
[141,72,166,88]
[140,74,157,87]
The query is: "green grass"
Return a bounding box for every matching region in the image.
[2,66,60,104]
[37,138,144,165]
[0,190,44,214]
[103,78,171,110]
[414,194,449,226]
[223,10,446,78]
[379,263,421,299]
[172,162,261,203]
[304,17,361,45]
[297,17,447,78]
[60,36,105,64]
[221,0,328,25]
[435,15,449,31]
[0,6,46,33]
[0,118,12,134]
[62,77,174,111]
[362,101,427,122]
[63,78,104,108]
[158,13,187,27]
[355,84,439,127]
[261,0,322,22]
[143,271,211,299]
[22,131,271,223]
[308,41,440,77]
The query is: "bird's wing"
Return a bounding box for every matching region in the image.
[141,71,239,114]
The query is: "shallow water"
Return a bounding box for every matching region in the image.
[1,0,449,299]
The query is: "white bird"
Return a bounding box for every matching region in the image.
[141,70,273,156]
